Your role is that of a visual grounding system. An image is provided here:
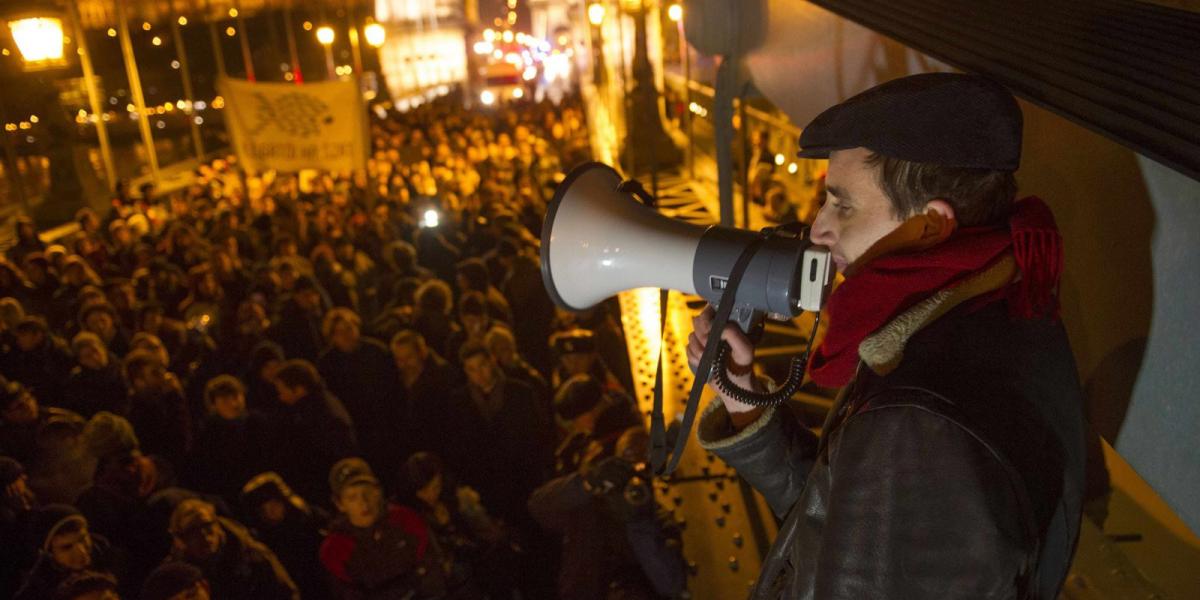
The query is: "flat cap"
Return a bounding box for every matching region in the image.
[798,72,1022,170]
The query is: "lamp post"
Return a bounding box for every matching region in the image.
[586,3,606,87]
[3,0,99,219]
[316,25,336,80]
[668,2,692,179]
[618,0,681,175]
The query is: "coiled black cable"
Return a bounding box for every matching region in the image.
[709,311,822,407]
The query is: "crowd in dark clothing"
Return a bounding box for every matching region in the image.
[0,92,683,600]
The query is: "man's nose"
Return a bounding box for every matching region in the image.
[810,205,836,247]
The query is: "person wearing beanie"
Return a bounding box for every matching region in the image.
[166,498,298,600]
[239,472,331,600]
[689,73,1085,599]
[15,505,121,600]
[140,562,209,600]
[319,457,447,599]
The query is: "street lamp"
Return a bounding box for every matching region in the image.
[364,22,386,48]
[618,0,681,174]
[316,25,336,45]
[316,26,337,79]
[668,4,682,22]
[587,3,606,26]
[7,14,65,69]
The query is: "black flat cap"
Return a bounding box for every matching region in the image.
[797,73,1022,170]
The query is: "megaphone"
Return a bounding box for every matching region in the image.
[540,162,833,333]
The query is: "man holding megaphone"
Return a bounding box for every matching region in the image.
[688,74,1085,599]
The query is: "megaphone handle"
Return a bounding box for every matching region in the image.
[655,236,768,477]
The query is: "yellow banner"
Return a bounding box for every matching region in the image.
[219,77,368,173]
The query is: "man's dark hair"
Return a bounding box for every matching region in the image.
[458,341,491,364]
[274,359,325,394]
[204,375,245,406]
[390,329,426,351]
[458,291,487,318]
[866,153,1017,227]
[14,315,48,336]
[122,350,162,385]
[53,570,119,600]
[455,258,490,292]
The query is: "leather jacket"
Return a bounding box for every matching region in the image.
[699,301,1086,599]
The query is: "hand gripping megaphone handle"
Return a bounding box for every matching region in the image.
[655,231,768,476]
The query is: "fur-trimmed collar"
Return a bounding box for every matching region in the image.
[858,255,1016,377]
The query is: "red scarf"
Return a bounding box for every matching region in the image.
[807,196,1062,388]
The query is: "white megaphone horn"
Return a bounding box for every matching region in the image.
[540,162,833,333]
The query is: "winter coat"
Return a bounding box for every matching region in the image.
[528,472,685,600]
[320,504,447,599]
[186,412,274,504]
[318,339,403,482]
[269,391,358,506]
[167,516,299,600]
[64,363,129,418]
[699,301,1086,600]
[445,377,554,532]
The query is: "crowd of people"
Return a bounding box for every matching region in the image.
[1,92,686,600]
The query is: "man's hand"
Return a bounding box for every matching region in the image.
[686,305,761,415]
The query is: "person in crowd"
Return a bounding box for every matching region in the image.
[2,455,38,597]
[549,328,627,393]
[8,216,45,266]
[447,343,553,538]
[243,341,285,416]
[140,562,211,600]
[66,332,129,418]
[551,375,641,477]
[446,291,507,363]
[316,308,400,484]
[389,329,461,464]
[165,498,299,599]
[3,316,74,409]
[15,505,122,600]
[484,326,550,402]
[0,260,34,308]
[78,301,130,359]
[454,258,512,325]
[186,375,272,504]
[411,279,460,360]
[529,427,686,600]
[555,301,635,393]
[122,350,190,471]
[269,275,327,362]
[269,359,358,506]
[0,378,84,466]
[397,451,522,600]
[51,570,122,600]
[320,457,447,599]
[239,472,331,600]
[74,413,170,593]
[493,238,555,375]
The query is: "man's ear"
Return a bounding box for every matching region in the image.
[924,199,956,222]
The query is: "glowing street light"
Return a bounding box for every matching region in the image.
[364,22,386,48]
[587,3,605,26]
[7,15,66,68]
[316,25,335,46]
[668,4,683,22]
